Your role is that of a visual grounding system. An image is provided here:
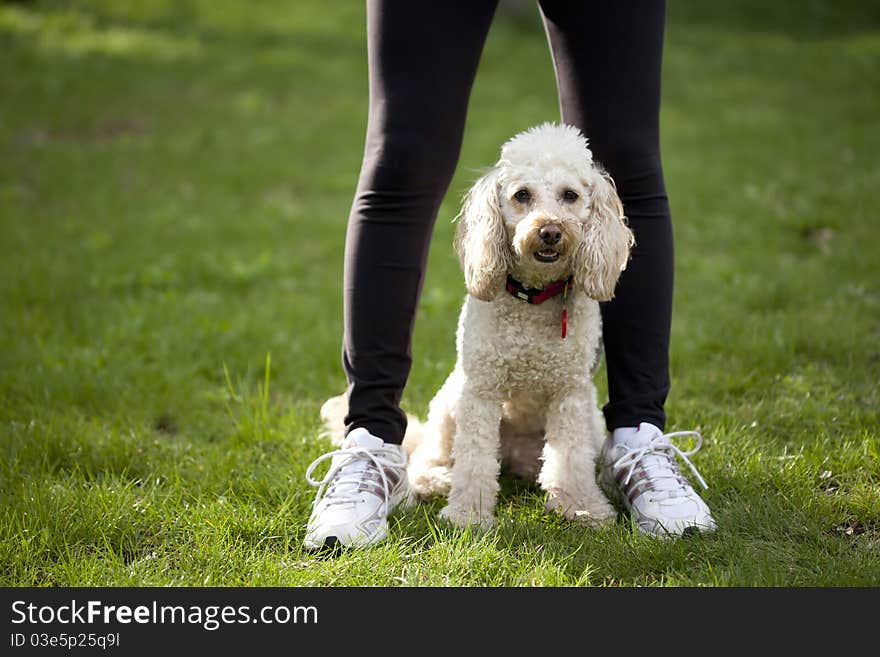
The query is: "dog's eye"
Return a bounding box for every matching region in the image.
[513,189,532,203]
[562,189,579,202]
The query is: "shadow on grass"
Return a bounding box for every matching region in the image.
[7,0,878,76]
[668,0,880,39]
[383,465,880,586]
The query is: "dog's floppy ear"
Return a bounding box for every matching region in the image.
[574,169,635,301]
[453,167,510,301]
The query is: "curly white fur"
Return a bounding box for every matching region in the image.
[322,123,634,530]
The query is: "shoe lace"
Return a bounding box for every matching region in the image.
[612,430,708,502]
[305,446,406,516]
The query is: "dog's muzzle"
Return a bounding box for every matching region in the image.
[534,224,562,262]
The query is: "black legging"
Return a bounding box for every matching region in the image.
[342,0,672,445]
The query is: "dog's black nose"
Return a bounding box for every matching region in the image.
[539,224,562,246]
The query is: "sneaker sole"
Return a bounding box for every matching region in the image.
[303,517,391,551]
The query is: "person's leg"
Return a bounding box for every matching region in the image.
[540,1,714,537]
[306,0,498,550]
[539,0,672,432]
[343,0,499,445]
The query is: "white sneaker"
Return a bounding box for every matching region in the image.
[304,428,408,550]
[599,422,716,538]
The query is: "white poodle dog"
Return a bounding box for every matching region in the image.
[322,123,634,530]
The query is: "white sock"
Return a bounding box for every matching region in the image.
[611,422,663,447]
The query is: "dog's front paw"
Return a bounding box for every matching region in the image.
[545,492,617,527]
[438,503,495,531]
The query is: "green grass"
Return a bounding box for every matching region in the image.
[1,0,878,586]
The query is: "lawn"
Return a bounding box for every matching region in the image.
[1,0,878,586]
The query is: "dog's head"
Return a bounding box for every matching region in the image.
[454,123,634,302]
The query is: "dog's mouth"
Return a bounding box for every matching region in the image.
[533,249,561,263]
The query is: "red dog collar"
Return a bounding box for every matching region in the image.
[505,275,572,305]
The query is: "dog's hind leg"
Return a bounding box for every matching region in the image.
[539,384,617,526]
[319,393,348,447]
[407,369,461,499]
